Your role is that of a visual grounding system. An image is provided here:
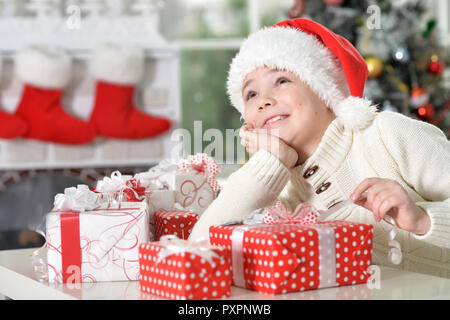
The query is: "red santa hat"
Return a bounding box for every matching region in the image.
[227,18,377,131]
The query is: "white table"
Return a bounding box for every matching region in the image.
[1,248,450,300]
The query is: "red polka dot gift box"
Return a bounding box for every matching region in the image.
[209,221,373,295]
[154,209,199,240]
[138,235,232,300]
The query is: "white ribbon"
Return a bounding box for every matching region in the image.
[54,184,102,212]
[385,215,402,265]
[308,225,337,288]
[230,224,266,288]
[134,172,168,190]
[29,215,49,282]
[96,171,145,201]
[155,235,219,266]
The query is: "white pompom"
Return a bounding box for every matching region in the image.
[333,96,378,131]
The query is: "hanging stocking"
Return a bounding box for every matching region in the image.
[0,54,27,139]
[89,43,172,139]
[0,110,28,139]
[14,45,96,144]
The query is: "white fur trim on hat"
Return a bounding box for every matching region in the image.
[227,26,376,131]
[16,45,71,89]
[334,96,377,131]
[90,43,144,85]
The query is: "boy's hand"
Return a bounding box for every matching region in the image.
[351,178,431,235]
[239,124,298,169]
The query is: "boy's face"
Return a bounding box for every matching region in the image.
[242,66,332,148]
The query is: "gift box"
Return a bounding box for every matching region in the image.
[139,235,232,300]
[136,153,221,214]
[93,171,177,239]
[46,185,150,283]
[154,209,199,240]
[210,221,373,294]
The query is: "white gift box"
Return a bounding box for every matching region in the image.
[158,171,215,214]
[46,201,150,284]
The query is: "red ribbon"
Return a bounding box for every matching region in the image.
[124,179,146,201]
[60,213,81,283]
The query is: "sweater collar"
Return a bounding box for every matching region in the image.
[293,118,352,174]
[290,118,353,209]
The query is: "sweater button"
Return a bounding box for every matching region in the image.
[303,165,319,179]
[316,182,331,194]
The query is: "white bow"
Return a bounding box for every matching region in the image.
[96,171,145,201]
[96,171,132,194]
[134,172,167,190]
[156,235,219,267]
[53,184,102,212]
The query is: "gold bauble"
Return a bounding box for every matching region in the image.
[365,56,384,78]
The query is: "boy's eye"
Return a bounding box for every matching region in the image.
[277,77,289,85]
[246,91,257,101]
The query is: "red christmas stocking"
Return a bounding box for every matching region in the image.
[89,43,172,139]
[0,55,27,139]
[0,110,27,139]
[14,45,96,145]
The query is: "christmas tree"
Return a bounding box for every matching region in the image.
[280,0,450,137]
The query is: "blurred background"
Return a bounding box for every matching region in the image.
[0,0,449,250]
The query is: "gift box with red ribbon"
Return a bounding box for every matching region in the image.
[209,202,373,294]
[138,235,232,300]
[154,209,199,240]
[135,153,221,214]
[45,185,150,284]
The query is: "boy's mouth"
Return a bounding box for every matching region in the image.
[262,114,289,129]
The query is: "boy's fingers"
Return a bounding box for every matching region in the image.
[378,196,396,222]
[372,190,390,221]
[351,178,380,202]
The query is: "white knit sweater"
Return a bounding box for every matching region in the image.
[189,111,450,278]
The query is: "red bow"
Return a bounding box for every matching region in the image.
[177,153,221,195]
[262,201,319,225]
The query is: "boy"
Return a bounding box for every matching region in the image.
[189,19,450,278]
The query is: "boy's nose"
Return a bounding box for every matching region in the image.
[258,97,276,111]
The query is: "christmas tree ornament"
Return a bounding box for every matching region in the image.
[410,87,429,108]
[417,103,435,120]
[365,56,384,78]
[392,47,410,64]
[288,0,306,18]
[14,45,97,144]
[89,43,172,140]
[428,54,444,75]
[0,53,28,139]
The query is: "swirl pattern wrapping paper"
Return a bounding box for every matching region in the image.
[46,202,150,283]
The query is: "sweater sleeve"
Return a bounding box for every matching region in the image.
[376,111,450,248]
[188,149,291,243]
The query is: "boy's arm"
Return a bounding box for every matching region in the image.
[188,149,290,242]
[376,112,450,248]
